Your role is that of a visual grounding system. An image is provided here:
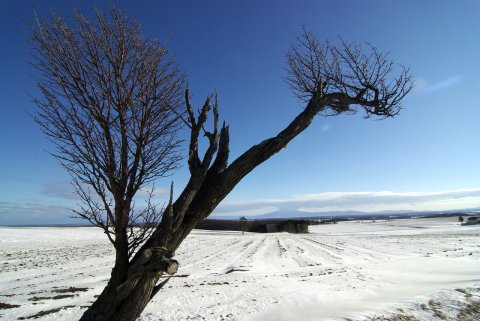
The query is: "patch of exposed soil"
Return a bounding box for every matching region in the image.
[0,302,20,310]
[28,294,75,301]
[18,305,75,320]
[52,286,89,294]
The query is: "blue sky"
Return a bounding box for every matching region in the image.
[1,0,479,224]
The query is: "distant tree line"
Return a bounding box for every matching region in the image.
[196,218,310,233]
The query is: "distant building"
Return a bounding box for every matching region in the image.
[266,223,278,233]
[196,218,309,233]
[248,220,309,233]
[278,220,309,233]
[463,216,480,225]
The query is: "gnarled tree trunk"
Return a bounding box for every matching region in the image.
[80,93,329,321]
[80,30,412,321]
[31,8,412,321]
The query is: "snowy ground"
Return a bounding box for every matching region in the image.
[0,217,479,321]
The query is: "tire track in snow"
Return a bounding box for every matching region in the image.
[274,236,310,269]
[280,237,318,267]
[220,236,267,273]
[300,236,345,264]
[178,237,246,273]
[343,239,399,262]
[249,236,284,272]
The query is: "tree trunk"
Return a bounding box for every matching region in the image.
[80,200,174,321]
[80,245,177,321]
[81,81,407,320]
[80,272,162,321]
[81,94,329,321]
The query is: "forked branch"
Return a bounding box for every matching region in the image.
[286,29,413,117]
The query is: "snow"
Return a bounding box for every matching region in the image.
[0,217,479,320]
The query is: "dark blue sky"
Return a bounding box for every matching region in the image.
[1,0,479,224]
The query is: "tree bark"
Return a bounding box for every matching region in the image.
[80,246,177,321]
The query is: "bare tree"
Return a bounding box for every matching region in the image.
[30,8,413,321]
[239,216,248,234]
[30,7,185,265]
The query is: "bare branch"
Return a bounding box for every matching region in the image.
[286,29,414,118]
[30,6,185,255]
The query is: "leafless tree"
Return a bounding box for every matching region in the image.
[239,216,248,234]
[30,8,413,321]
[30,7,185,263]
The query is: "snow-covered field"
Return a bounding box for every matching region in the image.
[1,217,479,321]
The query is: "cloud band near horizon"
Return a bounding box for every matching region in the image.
[213,189,480,217]
[1,189,479,224]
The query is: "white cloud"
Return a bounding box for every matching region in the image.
[414,75,464,93]
[214,206,279,217]
[134,186,166,199]
[214,189,480,216]
[5,188,480,223]
[0,201,74,224]
[41,181,166,201]
[426,75,464,92]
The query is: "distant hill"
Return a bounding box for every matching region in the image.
[210,207,480,221]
